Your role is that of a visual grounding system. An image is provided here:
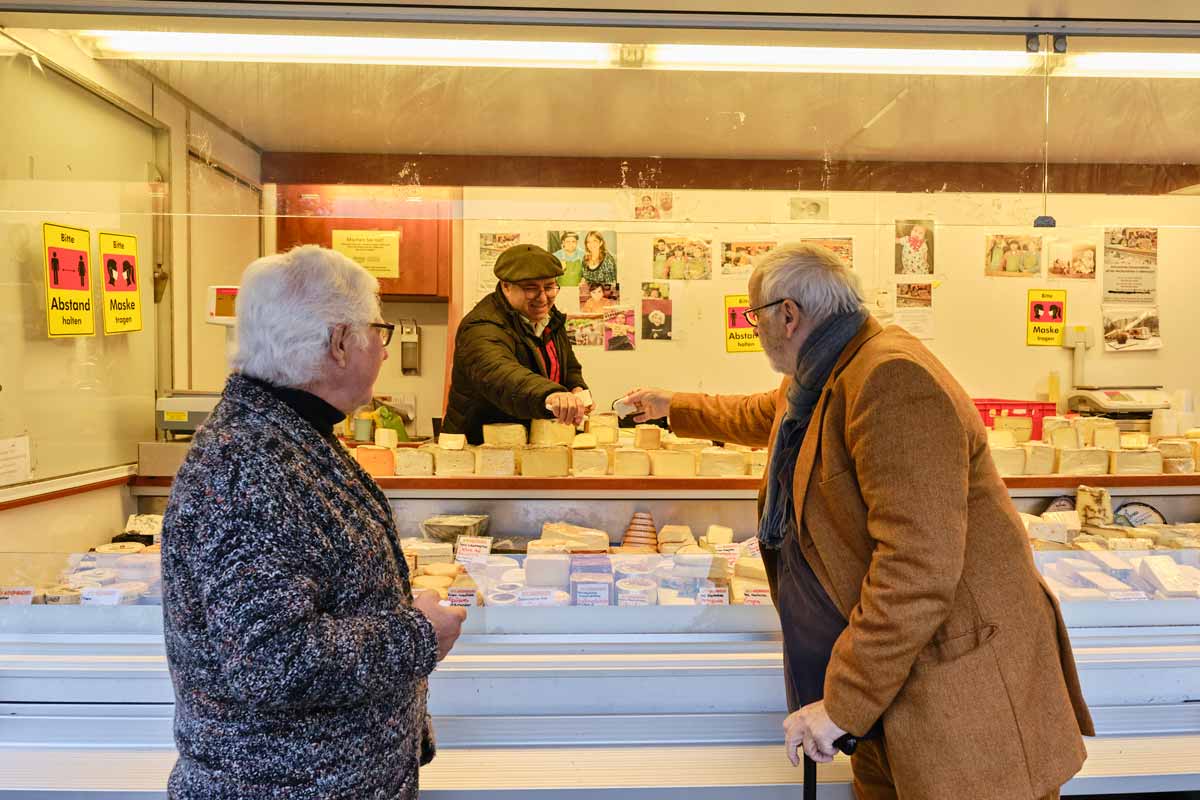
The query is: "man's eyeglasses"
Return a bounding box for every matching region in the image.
[514,282,561,299]
[369,322,395,346]
[743,299,788,328]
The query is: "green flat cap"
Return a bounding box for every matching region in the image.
[494,244,564,282]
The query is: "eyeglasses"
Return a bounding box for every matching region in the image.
[513,282,561,299]
[368,322,395,346]
[743,299,788,328]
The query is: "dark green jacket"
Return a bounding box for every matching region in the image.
[442,288,587,444]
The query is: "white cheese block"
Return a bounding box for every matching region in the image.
[993,416,1033,443]
[1109,449,1163,476]
[698,447,749,477]
[989,446,1026,476]
[987,429,1017,448]
[1021,442,1056,475]
[432,447,476,476]
[520,445,570,477]
[634,425,663,450]
[650,449,698,477]
[1041,416,1072,442]
[1107,537,1153,551]
[438,433,467,451]
[1049,426,1081,450]
[731,577,771,604]
[1164,457,1195,474]
[658,525,695,544]
[1027,519,1071,544]
[571,432,598,449]
[1055,447,1108,475]
[1092,426,1121,451]
[482,423,527,447]
[1076,570,1133,593]
[586,412,619,432]
[705,525,735,546]
[530,418,577,446]
[571,448,610,476]
[1073,417,1116,447]
[663,434,713,452]
[747,449,768,477]
[402,539,454,565]
[593,426,619,445]
[1042,510,1081,532]
[614,448,651,476]
[526,540,568,555]
[1120,432,1150,450]
[475,446,517,477]
[524,553,571,589]
[540,521,611,551]
[734,556,768,582]
[1138,555,1199,597]
[1076,485,1114,527]
[1157,439,1193,459]
[374,428,400,449]
[394,448,434,476]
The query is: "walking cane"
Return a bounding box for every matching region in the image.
[803,733,858,800]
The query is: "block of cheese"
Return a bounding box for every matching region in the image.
[747,449,768,477]
[1055,447,1108,475]
[401,539,454,565]
[705,525,735,546]
[663,434,713,452]
[1107,537,1153,551]
[482,423,527,447]
[634,425,662,450]
[354,445,395,477]
[989,446,1025,476]
[524,553,571,589]
[699,447,749,477]
[993,415,1033,443]
[438,432,467,451]
[1021,442,1055,475]
[735,556,768,582]
[1073,416,1116,447]
[520,445,570,477]
[374,428,400,449]
[1048,426,1081,450]
[475,445,517,476]
[571,447,610,476]
[1109,448,1163,476]
[586,412,619,433]
[1157,439,1193,459]
[572,432,598,449]
[1041,416,1072,442]
[530,418,577,446]
[1120,432,1150,450]
[987,429,1017,448]
[1027,518,1071,544]
[431,447,475,475]
[650,449,697,477]
[1076,486,1114,527]
[731,577,771,604]
[658,525,695,544]
[593,426,619,445]
[540,521,611,552]
[1042,510,1081,532]
[1092,426,1121,451]
[1076,570,1133,593]
[614,448,651,476]
[1194,440,1200,465]
[1138,555,1198,597]
[1187,428,1200,439]
[1165,457,1195,474]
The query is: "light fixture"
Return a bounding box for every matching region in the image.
[1058,51,1200,79]
[645,43,1044,76]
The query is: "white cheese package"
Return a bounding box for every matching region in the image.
[699,447,748,476]
[1055,447,1108,476]
[989,446,1025,476]
[524,553,571,589]
[1109,449,1163,476]
[1021,442,1055,475]
[394,447,434,476]
[1138,556,1200,597]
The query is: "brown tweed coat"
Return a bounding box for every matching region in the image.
[670,317,1093,800]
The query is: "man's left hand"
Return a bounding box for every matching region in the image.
[783,700,847,767]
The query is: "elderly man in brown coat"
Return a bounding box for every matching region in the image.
[626,243,1093,800]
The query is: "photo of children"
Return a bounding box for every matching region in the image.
[798,237,854,269]
[641,282,670,300]
[789,196,829,220]
[547,230,585,287]
[580,282,620,312]
[984,234,1042,277]
[895,220,934,275]
[721,241,776,276]
[641,282,673,341]
[651,237,712,280]
[566,314,604,347]
[634,191,674,220]
[1048,242,1097,279]
[604,307,637,351]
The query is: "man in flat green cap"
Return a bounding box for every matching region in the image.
[442,244,592,444]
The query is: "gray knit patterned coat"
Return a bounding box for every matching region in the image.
[161,375,439,799]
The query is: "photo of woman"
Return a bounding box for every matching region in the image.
[579,230,618,287]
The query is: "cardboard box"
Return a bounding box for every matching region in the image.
[138,442,191,477]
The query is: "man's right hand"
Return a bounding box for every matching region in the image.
[413,591,467,662]
[623,387,675,423]
[545,391,587,426]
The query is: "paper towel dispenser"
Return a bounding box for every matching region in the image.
[398,318,420,375]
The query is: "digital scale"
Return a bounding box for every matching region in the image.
[154,286,239,439]
[1062,325,1170,425]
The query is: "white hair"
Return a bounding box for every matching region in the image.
[754,242,863,324]
[232,245,380,387]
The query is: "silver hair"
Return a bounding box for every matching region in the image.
[753,242,863,323]
[231,245,380,387]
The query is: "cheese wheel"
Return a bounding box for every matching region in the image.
[420,563,462,578]
[413,575,454,591]
[95,542,146,555]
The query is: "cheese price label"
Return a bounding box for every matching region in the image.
[574,584,612,607]
[447,587,478,607]
[742,588,772,606]
[516,588,557,607]
[1026,289,1066,347]
[724,294,763,353]
[1107,590,1150,602]
[43,222,96,337]
[98,232,142,334]
[742,538,761,558]
[80,588,124,606]
[454,535,493,566]
[0,587,36,606]
[698,587,730,606]
[714,544,740,570]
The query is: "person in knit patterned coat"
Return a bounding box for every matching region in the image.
[161,245,466,799]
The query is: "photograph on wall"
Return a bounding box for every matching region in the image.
[633,191,674,220]
[580,282,621,312]
[478,232,521,294]
[984,234,1042,277]
[603,307,636,351]
[894,220,935,275]
[894,282,935,340]
[721,241,776,276]
[1047,241,1097,280]
[798,237,854,270]
[575,230,618,288]
[642,297,672,341]
[1104,228,1157,304]
[642,281,670,299]
[651,236,713,280]
[789,196,830,220]
[566,313,604,347]
[1102,305,1161,351]
[547,230,585,287]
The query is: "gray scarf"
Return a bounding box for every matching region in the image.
[758,306,868,550]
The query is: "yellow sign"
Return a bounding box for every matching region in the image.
[332,229,401,279]
[42,223,95,338]
[163,411,188,422]
[724,294,763,353]
[98,232,143,334]
[1027,289,1066,346]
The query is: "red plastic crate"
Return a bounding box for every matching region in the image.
[972,398,1059,440]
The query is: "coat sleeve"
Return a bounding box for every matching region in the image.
[563,338,588,392]
[823,357,969,736]
[666,381,782,447]
[457,320,563,420]
[194,474,440,710]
